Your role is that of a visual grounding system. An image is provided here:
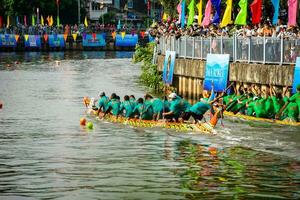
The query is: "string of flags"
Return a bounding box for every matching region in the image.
[172,0,299,27]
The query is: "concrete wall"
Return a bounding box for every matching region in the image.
[157,55,295,102]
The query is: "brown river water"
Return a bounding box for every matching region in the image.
[0,51,299,199]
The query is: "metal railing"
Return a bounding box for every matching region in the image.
[158,35,300,65]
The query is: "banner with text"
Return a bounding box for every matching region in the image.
[162,50,176,85]
[204,54,230,92]
[292,57,300,94]
[0,34,17,47]
[115,34,138,47]
[82,33,106,47]
[48,34,65,48]
[25,35,42,48]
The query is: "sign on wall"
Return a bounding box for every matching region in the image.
[82,34,106,47]
[162,50,176,85]
[292,57,300,94]
[204,54,230,92]
[48,34,65,48]
[25,35,41,48]
[0,34,17,47]
[115,34,138,47]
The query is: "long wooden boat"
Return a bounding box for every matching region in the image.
[86,109,215,134]
[224,111,300,127]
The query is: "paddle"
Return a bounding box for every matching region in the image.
[275,86,290,120]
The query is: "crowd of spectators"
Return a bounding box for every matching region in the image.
[148,18,300,39]
[0,22,142,36]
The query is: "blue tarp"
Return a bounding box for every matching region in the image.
[24,35,42,48]
[48,34,65,48]
[0,34,17,47]
[115,34,138,47]
[82,33,106,47]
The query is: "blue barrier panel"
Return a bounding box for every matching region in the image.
[48,34,65,48]
[292,57,300,94]
[115,34,138,47]
[163,50,176,85]
[82,33,106,47]
[25,35,42,48]
[0,34,17,47]
[204,54,230,92]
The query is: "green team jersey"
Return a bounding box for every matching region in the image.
[98,96,109,111]
[283,102,299,121]
[271,96,284,114]
[289,92,300,114]
[133,103,153,120]
[223,94,234,105]
[106,99,121,116]
[152,98,170,114]
[265,97,274,117]
[120,100,134,118]
[189,101,210,115]
[169,97,191,118]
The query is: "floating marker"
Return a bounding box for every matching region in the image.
[80,118,86,126]
[86,122,94,130]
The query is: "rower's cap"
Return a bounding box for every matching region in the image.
[168,93,177,99]
[99,92,105,97]
[253,96,259,101]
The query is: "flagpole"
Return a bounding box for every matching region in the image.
[57,1,60,26]
[78,0,80,24]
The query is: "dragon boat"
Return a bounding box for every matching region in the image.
[86,109,216,134]
[224,111,300,127]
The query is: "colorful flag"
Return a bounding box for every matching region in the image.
[288,0,298,26]
[196,0,203,25]
[0,16,2,28]
[57,16,60,26]
[15,34,19,42]
[147,0,151,16]
[44,34,49,42]
[162,13,168,21]
[50,16,54,26]
[41,15,44,26]
[112,31,116,40]
[84,16,88,27]
[6,16,10,28]
[202,0,212,26]
[181,0,186,28]
[211,0,221,24]
[121,31,126,39]
[177,0,182,23]
[63,33,68,41]
[220,0,232,27]
[72,33,77,41]
[271,0,280,25]
[24,15,27,26]
[24,34,29,41]
[187,0,195,26]
[250,0,262,24]
[234,0,248,25]
[32,15,36,26]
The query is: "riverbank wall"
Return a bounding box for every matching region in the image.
[157,55,295,103]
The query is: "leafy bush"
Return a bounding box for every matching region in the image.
[133,43,164,93]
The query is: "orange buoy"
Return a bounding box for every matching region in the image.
[83,96,90,107]
[80,118,87,126]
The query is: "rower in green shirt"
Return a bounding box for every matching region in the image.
[120,95,134,118]
[104,94,121,117]
[97,92,109,112]
[133,98,153,120]
[289,84,300,116]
